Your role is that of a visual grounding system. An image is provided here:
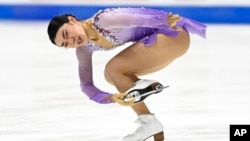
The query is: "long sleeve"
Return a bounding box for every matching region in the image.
[76,45,113,104]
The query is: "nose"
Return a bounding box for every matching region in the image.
[65,37,76,47]
[69,37,76,44]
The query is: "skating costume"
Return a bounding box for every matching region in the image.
[76,7,207,104]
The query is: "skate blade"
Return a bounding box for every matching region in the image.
[124,85,169,102]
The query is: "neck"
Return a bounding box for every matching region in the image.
[80,20,116,48]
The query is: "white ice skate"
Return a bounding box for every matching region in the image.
[124,79,169,103]
[122,114,164,141]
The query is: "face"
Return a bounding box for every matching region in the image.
[54,16,88,48]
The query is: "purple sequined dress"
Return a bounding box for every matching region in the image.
[76,8,207,104]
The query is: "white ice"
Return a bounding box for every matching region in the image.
[0,21,250,141]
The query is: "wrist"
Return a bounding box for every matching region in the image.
[103,95,115,103]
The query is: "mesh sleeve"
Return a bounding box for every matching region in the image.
[76,46,113,104]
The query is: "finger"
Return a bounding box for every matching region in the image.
[117,98,134,106]
[123,98,135,106]
[115,93,126,98]
[125,101,135,106]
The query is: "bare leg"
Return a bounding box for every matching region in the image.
[105,68,151,114]
[105,69,151,114]
[105,31,189,112]
[105,31,190,141]
[132,102,151,115]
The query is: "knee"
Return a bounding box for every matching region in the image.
[104,60,120,84]
[104,68,113,85]
[104,59,139,83]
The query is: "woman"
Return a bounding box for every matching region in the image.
[47,7,206,141]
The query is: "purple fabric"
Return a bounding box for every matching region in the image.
[76,44,114,104]
[76,7,207,104]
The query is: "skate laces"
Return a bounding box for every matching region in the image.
[133,117,146,133]
[134,117,146,124]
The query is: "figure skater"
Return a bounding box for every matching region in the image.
[47,7,206,141]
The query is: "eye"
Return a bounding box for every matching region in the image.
[66,30,68,39]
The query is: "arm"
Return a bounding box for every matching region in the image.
[76,46,114,104]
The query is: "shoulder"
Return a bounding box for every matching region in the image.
[93,8,119,20]
[85,18,93,23]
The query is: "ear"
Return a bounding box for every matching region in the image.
[67,16,77,23]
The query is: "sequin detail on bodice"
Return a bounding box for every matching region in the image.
[93,9,125,49]
[87,40,114,51]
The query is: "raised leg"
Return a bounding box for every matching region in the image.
[104,31,190,140]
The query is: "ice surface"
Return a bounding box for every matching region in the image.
[0,21,250,141]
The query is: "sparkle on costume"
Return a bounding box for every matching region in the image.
[93,9,125,48]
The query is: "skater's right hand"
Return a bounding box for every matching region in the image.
[112,93,134,106]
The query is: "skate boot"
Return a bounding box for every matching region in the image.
[122,114,164,141]
[124,79,168,103]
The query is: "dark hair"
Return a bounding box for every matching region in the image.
[47,14,75,45]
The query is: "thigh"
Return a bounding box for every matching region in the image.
[107,30,190,76]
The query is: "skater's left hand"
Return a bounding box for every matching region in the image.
[112,93,134,106]
[167,12,182,31]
